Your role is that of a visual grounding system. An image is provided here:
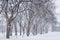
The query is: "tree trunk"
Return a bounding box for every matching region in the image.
[26,21,30,36]
[32,25,35,35]
[35,24,37,35]
[23,27,25,35]
[14,24,17,35]
[45,27,48,33]
[6,23,11,38]
[32,24,37,35]
[19,22,21,35]
[9,25,13,36]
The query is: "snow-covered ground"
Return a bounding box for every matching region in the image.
[0,32,60,40]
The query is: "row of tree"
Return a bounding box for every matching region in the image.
[0,0,57,38]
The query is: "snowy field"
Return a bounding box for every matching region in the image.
[0,32,60,40]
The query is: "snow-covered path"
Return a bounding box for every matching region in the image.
[0,32,60,40]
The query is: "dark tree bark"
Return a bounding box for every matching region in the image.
[6,22,11,38]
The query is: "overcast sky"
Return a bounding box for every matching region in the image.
[55,0,60,22]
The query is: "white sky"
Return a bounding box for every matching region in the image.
[55,0,60,22]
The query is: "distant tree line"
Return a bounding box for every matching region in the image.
[0,0,57,39]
